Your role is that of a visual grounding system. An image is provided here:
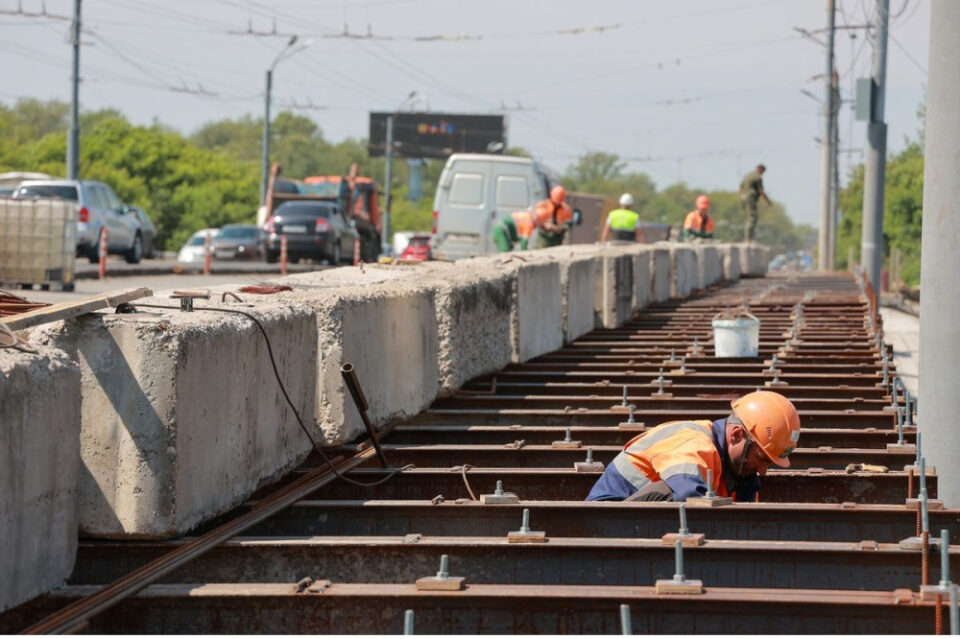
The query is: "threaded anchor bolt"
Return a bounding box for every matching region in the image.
[520,508,531,534]
[896,408,905,445]
[436,554,450,579]
[619,604,632,635]
[673,539,685,582]
[920,456,928,501]
[921,491,930,535]
[404,609,414,635]
[621,385,629,406]
[941,529,951,588]
[678,504,689,536]
[669,348,676,362]
[585,448,594,464]
[564,428,573,443]
[950,583,958,635]
[628,404,636,424]
[494,480,504,496]
[680,356,687,374]
[705,469,716,499]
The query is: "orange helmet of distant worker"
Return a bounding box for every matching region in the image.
[550,185,567,205]
[730,391,801,468]
[696,194,710,211]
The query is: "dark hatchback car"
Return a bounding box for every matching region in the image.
[264,201,357,264]
[211,224,264,261]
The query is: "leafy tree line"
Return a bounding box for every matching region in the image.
[1,98,814,255]
[837,142,923,286]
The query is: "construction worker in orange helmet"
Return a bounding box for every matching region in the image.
[683,194,715,241]
[586,390,800,502]
[534,184,574,248]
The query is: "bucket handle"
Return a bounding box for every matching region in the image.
[712,310,759,323]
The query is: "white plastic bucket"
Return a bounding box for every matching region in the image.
[712,311,760,357]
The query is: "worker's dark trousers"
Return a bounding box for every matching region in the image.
[624,480,674,502]
[742,196,759,241]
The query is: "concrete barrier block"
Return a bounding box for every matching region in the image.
[0,347,81,612]
[737,243,770,277]
[650,247,671,303]
[510,260,563,362]
[694,245,723,289]
[721,245,741,282]
[276,278,440,445]
[32,299,317,539]
[668,244,699,298]
[558,253,599,343]
[595,251,633,329]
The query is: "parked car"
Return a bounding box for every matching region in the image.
[263,201,357,264]
[212,224,264,261]
[130,206,158,258]
[176,228,219,264]
[399,233,431,261]
[12,179,144,263]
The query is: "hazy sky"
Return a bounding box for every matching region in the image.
[0,0,930,226]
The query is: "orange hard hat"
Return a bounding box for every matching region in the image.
[550,185,566,204]
[730,391,801,468]
[696,194,710,210]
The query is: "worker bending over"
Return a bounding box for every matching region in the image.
[492,210,538,252]
[602,193,643,242]
[683,194,715,241]
[586,391,800,502]
[534,185,574,248]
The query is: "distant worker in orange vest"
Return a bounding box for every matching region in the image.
[533,185,574,248]
[601,193,643,242]
[586,391,801,502]
[683,194,715,241]
[492,210,538,252]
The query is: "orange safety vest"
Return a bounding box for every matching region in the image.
[683,210,715,234]
[534,198,573,228]
[511,210,536,239]
[612,420,730,497]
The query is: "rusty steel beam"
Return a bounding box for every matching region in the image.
[341,444,915,471]
[385,425,910,449]
[282,467,932,504]
[0,583,941,635]
[69,536,959,592]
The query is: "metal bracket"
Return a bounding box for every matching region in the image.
[169,289,210,312]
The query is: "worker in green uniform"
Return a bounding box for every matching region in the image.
[492,210,537,252]
[601,193,643,242]
[739,164,771,242]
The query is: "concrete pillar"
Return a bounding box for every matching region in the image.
[918,0,960,506]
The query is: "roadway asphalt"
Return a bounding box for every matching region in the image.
[73,256,328,279]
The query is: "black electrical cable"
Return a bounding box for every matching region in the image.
[136,302,412,487]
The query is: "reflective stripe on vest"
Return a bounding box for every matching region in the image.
[608,208,639,230]
[612,420,719,492]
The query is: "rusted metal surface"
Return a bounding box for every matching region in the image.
[4,272,943,635]
[0,583,940,635]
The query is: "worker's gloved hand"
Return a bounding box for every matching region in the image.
[623,480,675,502]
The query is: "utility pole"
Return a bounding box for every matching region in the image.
[817,0,836,271]
[828,73,840,270]
[382,115,394,256]
[66,0,81,180]
[918,0,960,507]
[859,0,889,289]
[260,67,272,205]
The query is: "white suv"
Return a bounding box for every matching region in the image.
[13,179,144,263]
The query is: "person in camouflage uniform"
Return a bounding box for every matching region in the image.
[739,164,771,242]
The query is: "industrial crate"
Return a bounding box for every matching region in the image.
[0,197,76,291]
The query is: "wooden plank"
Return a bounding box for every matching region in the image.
[0,287,152,332]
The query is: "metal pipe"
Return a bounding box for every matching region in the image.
[340,363,389,468]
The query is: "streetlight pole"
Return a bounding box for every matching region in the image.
[860,0,889,290]
[817,0,836,271]
[260,36,310,206]
[67,0,81,180]
[382,114,394,257]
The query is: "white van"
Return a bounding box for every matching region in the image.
[431,153,558,260]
